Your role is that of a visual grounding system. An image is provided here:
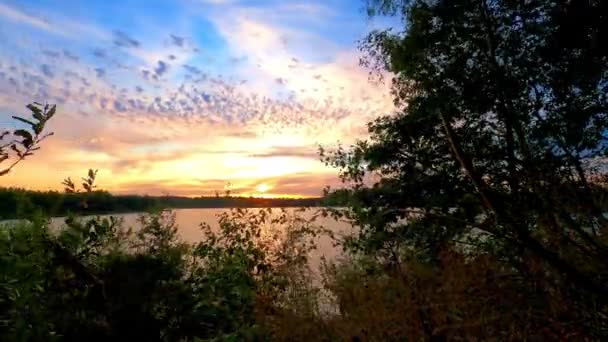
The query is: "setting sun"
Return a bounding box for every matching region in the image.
[255,183,271,193]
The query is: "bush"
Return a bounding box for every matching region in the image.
[0,208,328,341]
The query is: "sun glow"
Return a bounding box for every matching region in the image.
[255,183,270,193]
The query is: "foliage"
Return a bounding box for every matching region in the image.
[0,204,327,341]
[191,208,328,340]
[62,169,98,194]
[322,250,593,340]
[0,103,55,176]
[319,0,608,338]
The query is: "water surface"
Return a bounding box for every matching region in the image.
[48,208,354,271]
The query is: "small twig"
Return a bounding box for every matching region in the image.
[0,132,53,176]
[0,139,19,149]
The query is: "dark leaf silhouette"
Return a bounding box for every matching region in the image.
[0,102,56,176]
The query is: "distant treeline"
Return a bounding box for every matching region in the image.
[0,187,341,219]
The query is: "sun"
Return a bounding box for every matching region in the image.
[255,183,271,193]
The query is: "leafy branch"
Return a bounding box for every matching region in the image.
[0,102,56,176]
[62,169,98,193]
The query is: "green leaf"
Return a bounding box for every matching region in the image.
[11,116,36,129]
[33,123,43,135]
[13,129,33,147]
[46,105,56,119]
[26,103,44,121]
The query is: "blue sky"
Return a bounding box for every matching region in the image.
[0,0,394,197]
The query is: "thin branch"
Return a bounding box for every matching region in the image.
[0,132,53,176]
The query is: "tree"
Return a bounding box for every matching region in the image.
[324,0,608,303]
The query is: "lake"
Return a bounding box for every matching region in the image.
[44,208,354,273]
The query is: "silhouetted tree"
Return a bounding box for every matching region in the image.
[324,0,608,312]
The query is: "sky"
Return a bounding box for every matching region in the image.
[0,0,394,198]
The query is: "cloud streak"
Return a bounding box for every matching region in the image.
[113,30,141,48]
[0,2,65,36]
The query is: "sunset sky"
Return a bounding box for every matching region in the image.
[0,0,393,198]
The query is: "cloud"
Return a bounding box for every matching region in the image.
[227,130,257,138]
[0,3,65,36]
[113,30,141,48]
[40,64,54,78]
[141,69,153,80]
[169,34,185,47]
[250,146,319,159]
[42,50,60,58]
[207,13,385,109]
[0,2,109,40]
[110,178,233,197]
[198,0,236,5]
[230,56,247,64]
[113,100,127,112]
[269,172,341,197]
[154,60,169,76]
[93,48,107,58]
[183,64,202,75]
[94,68,106,78]
[62,49,79,61]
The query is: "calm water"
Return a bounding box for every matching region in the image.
[45,208,354,271]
